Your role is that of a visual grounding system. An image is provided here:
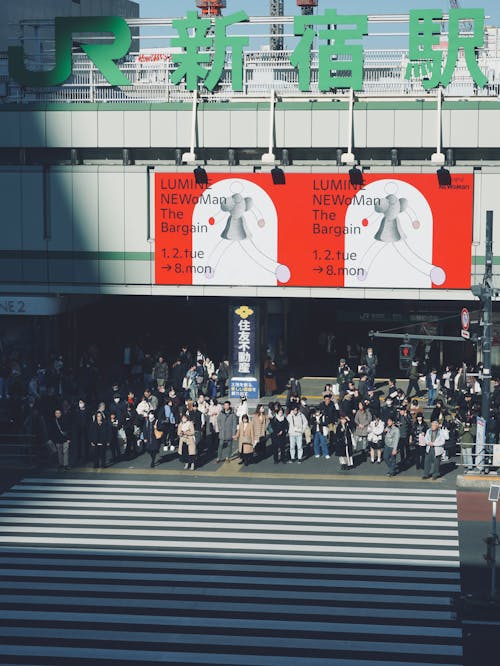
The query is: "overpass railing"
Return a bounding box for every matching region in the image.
[2,50,500,104]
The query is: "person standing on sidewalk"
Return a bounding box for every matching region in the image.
[47,408,71,471]
[334,414,354,470]
[422,420,446,480]
[268,407,289,464]
[287,405,308,464]
[396,406,413,469]
[216,400,238,462]
[406,361,420,398]
[89,411,110,470]
[234,414,255,466]
[383,416,400,477]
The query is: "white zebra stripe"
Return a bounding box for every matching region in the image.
[0,593,458,620]
[0,507,459,527]
[0,477,462,666]
[0,519,460,539]
[0,557,461,579]
[0,607,461,639]
[0,545,461,567]
[2,491,458,510]
[19,477,458,495]
[0,644,462,666]
[0,500,458,519]
[0,627,463,656]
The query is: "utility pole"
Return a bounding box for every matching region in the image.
[472,211,497,427]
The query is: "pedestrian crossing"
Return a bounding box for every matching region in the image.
[0,477,462,665]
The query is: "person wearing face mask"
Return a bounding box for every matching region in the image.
[252,404,269,461]
[108,411,122,464]
[178,412,196,470]
[216,401,239,463]
[310,408,330,459]
[72,398,91,464]
[236,394,249,422]
[412,412,428,471]
[422,420,447,480]
[234,414,255,466]
[143,410,162,468]
[337,359,354,398]
[268,407,289,464]
[89,411,110,469]
[110,393,126,421]
[287,405,308,464]
[367,415,384,463]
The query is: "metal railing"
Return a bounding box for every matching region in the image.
[2,49,500,104]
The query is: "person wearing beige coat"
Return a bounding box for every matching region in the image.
[177,414,196,470]
[234,415,255,466]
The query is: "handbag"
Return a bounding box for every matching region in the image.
[46,439,57,454]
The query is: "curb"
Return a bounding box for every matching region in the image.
[456,474,500,489]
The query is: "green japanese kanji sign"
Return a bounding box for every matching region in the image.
[405,8,488,88]
[291,10,368,91]
[170,10,249,91]
[7,8,490,92]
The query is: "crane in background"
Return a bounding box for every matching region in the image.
[297,0,318,16]
[270,0,285,50]
[448,0,473,32]
[196,1,226,17]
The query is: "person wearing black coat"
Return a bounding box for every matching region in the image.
[73,399,91,463]
[143,411,162,468]
[334,415,354,470]
[268,408,289,464]
[89,411,110,469]
[108,412,122,464]
[319,394,339,450]
[47,408,71,470]
[123,405,138,460]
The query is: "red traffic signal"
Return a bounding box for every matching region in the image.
[399,343,413,369]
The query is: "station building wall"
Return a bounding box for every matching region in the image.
[0,101,499,300]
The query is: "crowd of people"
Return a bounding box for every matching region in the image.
[3,344,500,476]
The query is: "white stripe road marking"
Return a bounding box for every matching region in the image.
[11,484,457,503]
[0,508,459,528]
[20,478,458,494]
[0,609,463,638]
[0,581,457,605]
[0,517,459,537]
[0,536,461,556]
[0,558,461,580]
[0,526,460,547]
[2,491,458,510]
[0,500,458,519]
[0,627,463,656]
[0,546,461,567]
[0,645,463,666]
[0,594,457,620]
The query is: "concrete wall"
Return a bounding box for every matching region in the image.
[1,100,500,150]
[0,100,498,300]
[0,162,496,301]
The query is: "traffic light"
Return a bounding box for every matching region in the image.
[399,343,413,371]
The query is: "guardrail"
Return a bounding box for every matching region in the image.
[1,50,500,103]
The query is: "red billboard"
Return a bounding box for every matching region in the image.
[155,172,473,289]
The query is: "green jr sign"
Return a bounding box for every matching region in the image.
[8,16,132,87]
[8,8,490,91]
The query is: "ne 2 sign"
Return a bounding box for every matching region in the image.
[154,172,473,290]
